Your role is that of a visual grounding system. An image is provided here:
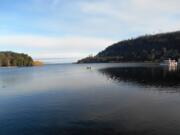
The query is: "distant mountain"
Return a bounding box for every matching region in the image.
[0,51,33,67]
[78,31,180,63]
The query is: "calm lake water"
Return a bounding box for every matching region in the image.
[0,63,180,135]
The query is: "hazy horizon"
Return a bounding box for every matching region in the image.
[34,57,81,63]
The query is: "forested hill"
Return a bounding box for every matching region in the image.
[78,31,180,63]
[0,52,33,67]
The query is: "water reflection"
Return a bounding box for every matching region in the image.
[168,65,177,72]
[100,66,180,87]
[1,64,180,135]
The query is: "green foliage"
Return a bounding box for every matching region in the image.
[0,51,33,67]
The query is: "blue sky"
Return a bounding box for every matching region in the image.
[0,0,180,61]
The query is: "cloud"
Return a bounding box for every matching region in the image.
[0,35,115,58]
[79,0,180,34]
[2,0,180,37]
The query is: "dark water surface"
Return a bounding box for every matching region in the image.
[0,63,180,135]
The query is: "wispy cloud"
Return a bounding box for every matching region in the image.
[0,35,115,58]
[79,0,180,33]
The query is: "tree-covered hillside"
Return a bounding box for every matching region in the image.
[0,52,33,67]
[78,31,180,63]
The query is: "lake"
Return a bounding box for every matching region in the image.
[0,63,180,135]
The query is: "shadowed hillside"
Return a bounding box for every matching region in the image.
[78,31,180,63]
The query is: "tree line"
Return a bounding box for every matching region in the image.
[0,52,33,67]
